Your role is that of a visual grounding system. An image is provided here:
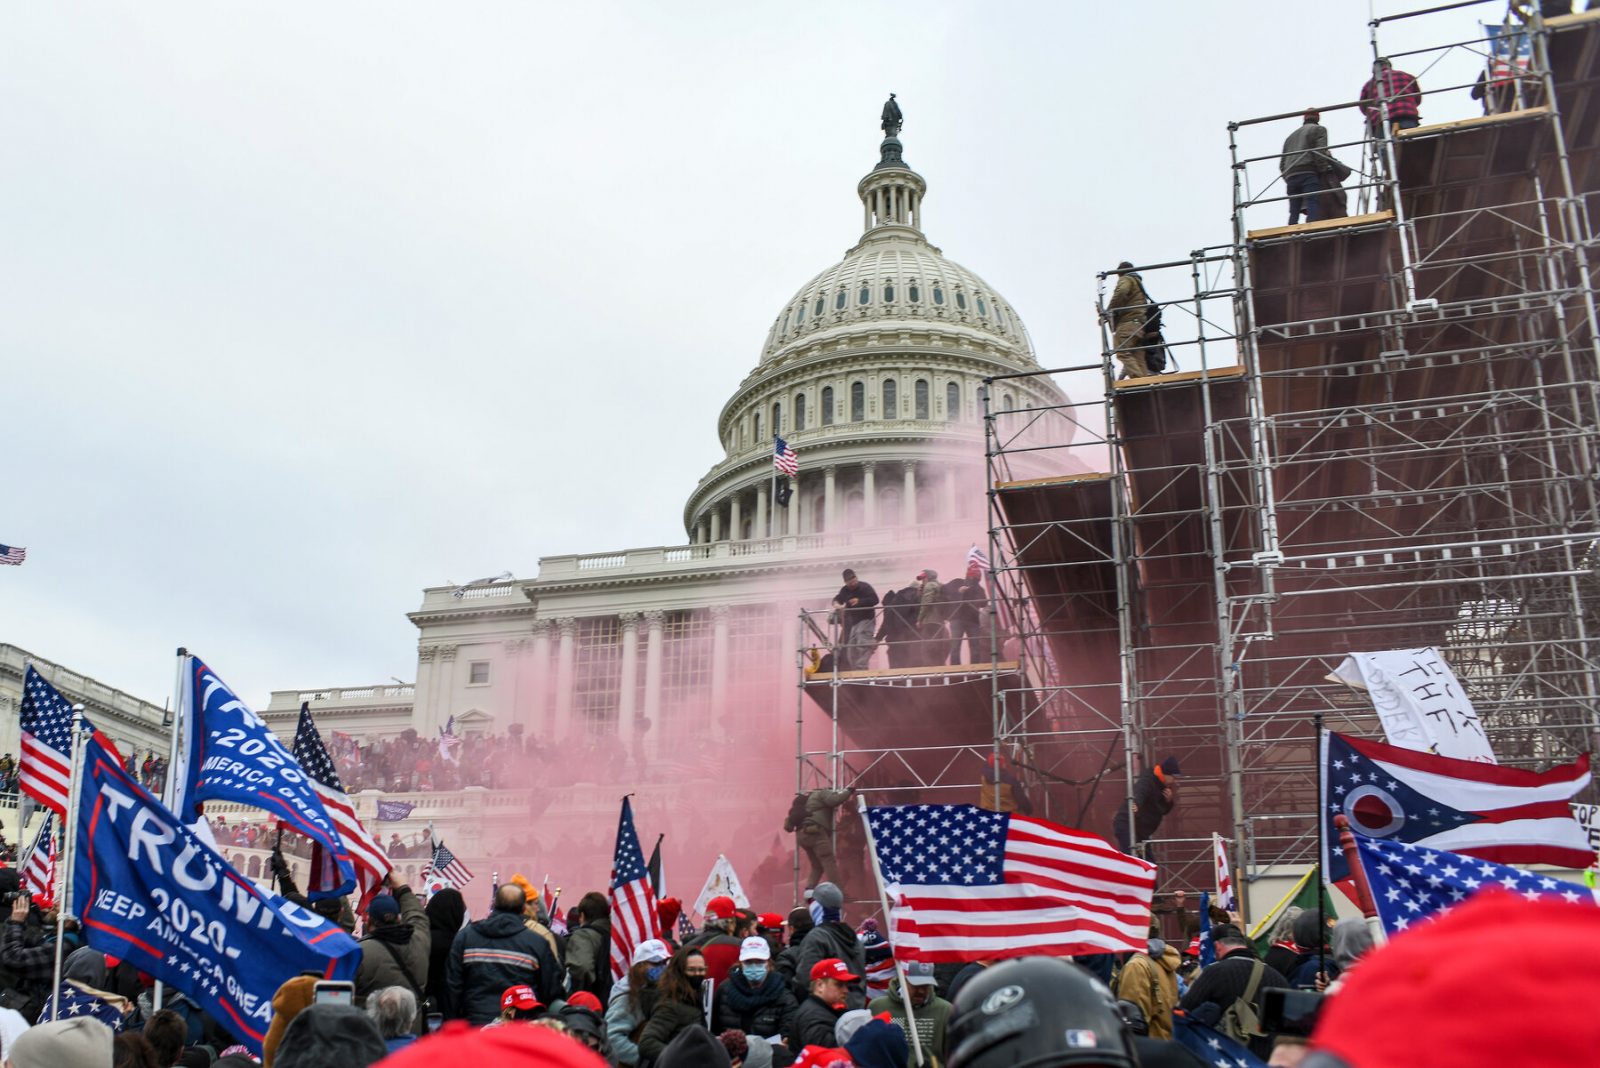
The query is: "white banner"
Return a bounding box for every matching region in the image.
[1572,803,1600,857]
[691,853,749,918]
[1329,647,1496,764]
[1212,833,1237,914]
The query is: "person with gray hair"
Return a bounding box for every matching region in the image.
[365,986,419,1056]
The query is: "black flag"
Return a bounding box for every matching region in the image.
[647,834,665,898]
[775,478,793,507]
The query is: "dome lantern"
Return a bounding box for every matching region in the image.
[858,94,925,240]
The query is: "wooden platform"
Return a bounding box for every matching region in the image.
[1246,210,1394,243]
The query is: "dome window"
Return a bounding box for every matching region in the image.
[835,290,847,311]
[822,386,835,425]
[956,291,968,310]
[796,302,806,325]
[815,297,825,317]
[946,382,961,421]
[909,283,921,302]
[754,412,762,442]
[782,312,790,333]
[850,381,865,422]
[914,379,930,420]
[883,284,895,303]
[1002,392,1015,412]
[858,285,871,306]
[772,401,783,433]
[795,392,807,431]
[977,297,988,316]
[933,285,945,306]
[882,378,898,420]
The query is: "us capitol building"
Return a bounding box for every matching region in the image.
[8,105,1086,899]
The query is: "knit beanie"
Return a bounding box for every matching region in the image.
[844,1018,909,1068]
[813,881,844,922]
[7,1017,113,1068]
[262,974,318,1068]
[1307,890,1600,1067]
[274,1004,387,1068]
[1158,757,1181,776]
[834,1009,873,1046]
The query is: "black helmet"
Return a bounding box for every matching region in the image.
[949,958,1137,1068]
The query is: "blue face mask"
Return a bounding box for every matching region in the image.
[646,965,666,982]
[742,963,769,983]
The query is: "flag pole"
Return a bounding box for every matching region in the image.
[50,704,87,1022]
[155,646,188,1014]
[1314,712,1327,981]
[1333,815,1386,946]
[770,435,777,539]
[855,794,925,1068]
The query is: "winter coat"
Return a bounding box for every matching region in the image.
[607,979,658,1067]
[869,979,952,1066]
[942,576,985,625]
[1108,273,1151,324]
[787,789,851,836]
[793,922,866,1008]
[916,573,943,625]
[444,909,563,1024]
[424,889,466,1013]
[1280,121,1333,175]
[1115,944,1181,1040]
[637,997,704,1066]
[789,993,843,1050]
[566,917,613,1001]
[714,968,799,1040]
[355,886,431,1022]
[683,928,744,983]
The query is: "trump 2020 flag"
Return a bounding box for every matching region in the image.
[1321,731,1592,882]
[74,733,359,1055]
[864,803,1155,962]
[1351,831,1595,936]
[168,655,356,898]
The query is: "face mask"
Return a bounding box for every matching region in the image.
[646,965,665,982]
[742,963,768,983]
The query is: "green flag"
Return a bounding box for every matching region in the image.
[1249,866,1339,956]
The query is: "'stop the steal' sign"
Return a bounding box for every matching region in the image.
[75,734,359,1054]
[169,655,356,898]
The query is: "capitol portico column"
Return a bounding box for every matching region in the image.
[710,505,723,543]
[618,613,640,748]
[863,462,878,527]
[554,618,577,742]
[710,605,730,740]
[529,620,553,732]
[904,461,919,526]
[824,466,837,532]
[755,483,769,540]
[697,516,709,545]
[730,493,743,542]
[943,469,958,522]
[414,646,439,734]
[787,474,801,536]
[642,610,665,758]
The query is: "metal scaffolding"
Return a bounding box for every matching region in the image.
[986,2,1600,899]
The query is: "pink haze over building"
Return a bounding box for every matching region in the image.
[264,112,1089,912]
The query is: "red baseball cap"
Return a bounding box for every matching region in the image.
[501,985,541,1011]
[565,991,602,1013]
[810,957,860,983]
[706,895,738,919]
[376,1020,607,1068]
[758,912,785,929]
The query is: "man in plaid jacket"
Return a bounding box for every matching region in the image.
[1360,58,1423,136]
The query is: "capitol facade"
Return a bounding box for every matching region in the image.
[258,116,1085,899]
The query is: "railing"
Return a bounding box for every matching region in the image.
[0,644,166,725]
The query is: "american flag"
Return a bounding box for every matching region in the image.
[292,703,391,898]
[1351,830,1593,936]
[422,840,474,891]
[40,982,126,1032]
[0,544,24,566]
[1173,1014,1268,1068]
[20,666,78,815]
[773,437,798,477]
[965,543,990,571]
[20,813,56,908]
[1213,833,1237,914]
[608,796,662,981]
[864,802,1155,961]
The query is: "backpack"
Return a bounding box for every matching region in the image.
[785,793,809,833]
[1219,959,1267,1046]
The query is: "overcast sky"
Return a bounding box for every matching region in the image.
[1,1,1495,706]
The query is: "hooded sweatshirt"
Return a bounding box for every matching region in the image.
[868,978,952,1065]
[656,1024,732,1068]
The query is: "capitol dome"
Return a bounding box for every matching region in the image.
[683,113,1071,543]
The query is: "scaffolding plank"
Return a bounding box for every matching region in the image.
[1246,210,1394,242]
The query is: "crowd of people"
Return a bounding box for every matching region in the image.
[819,564,996,674]
[0,854,1590,1068]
